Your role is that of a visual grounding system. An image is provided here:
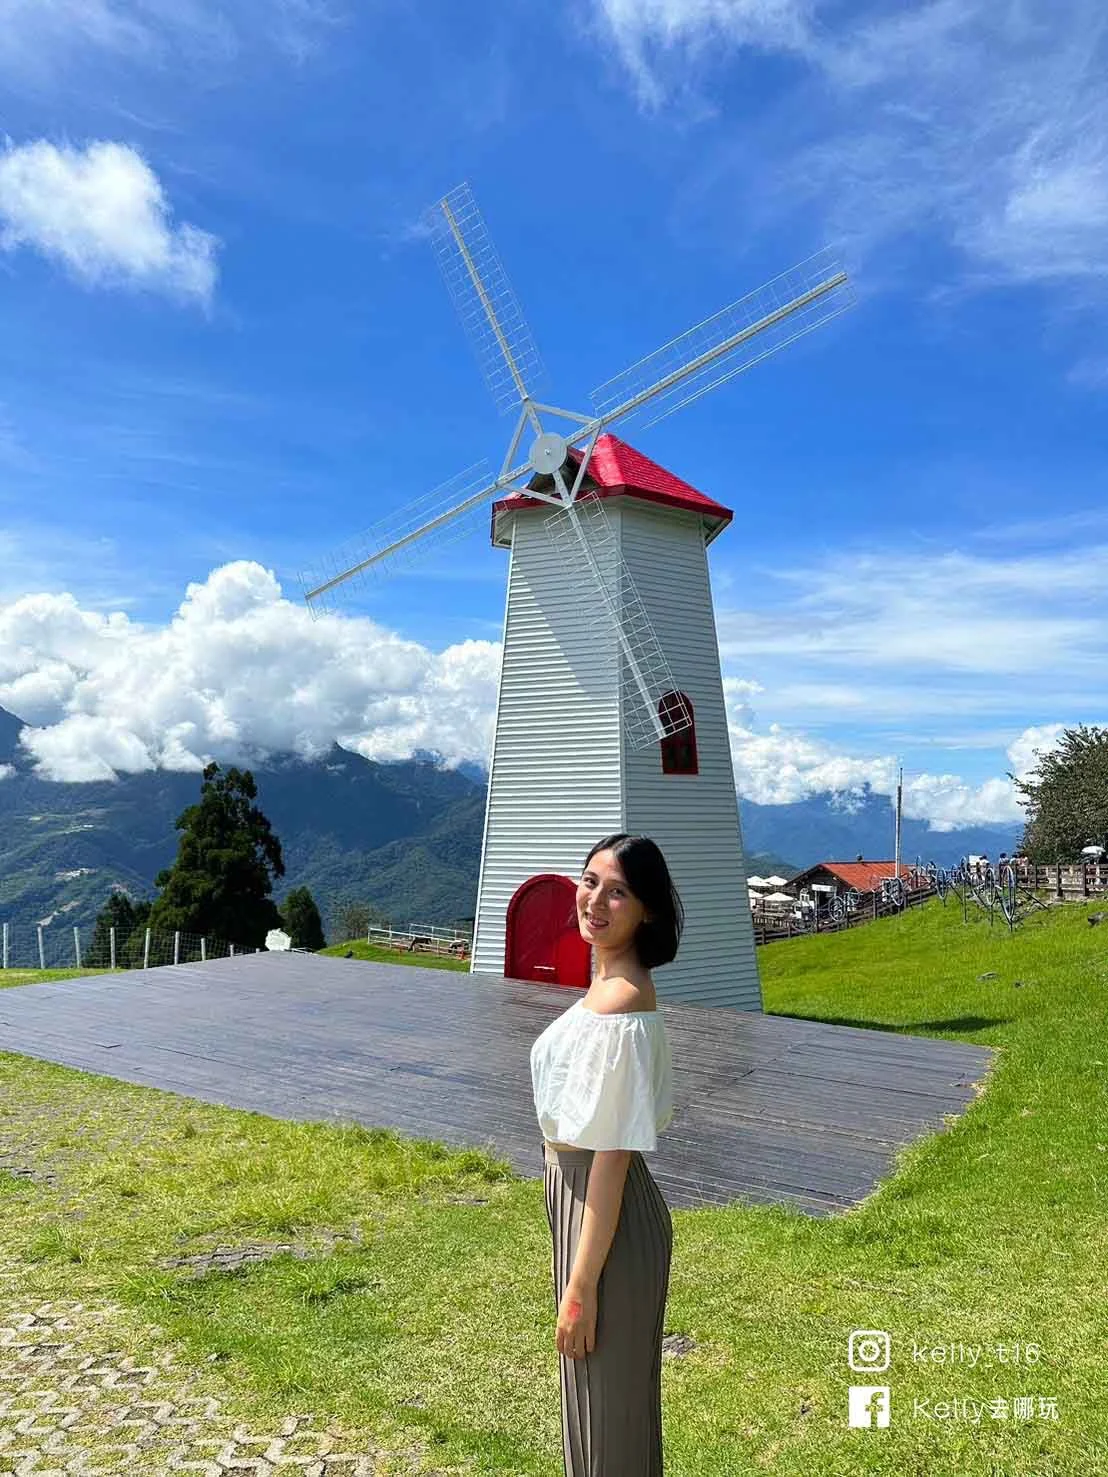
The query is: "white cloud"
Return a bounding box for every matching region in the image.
[0,562,500,782]
[0,559,1070,830]
[602,1,1108,294]
[593,0,814,104]
[721,685,1028,826]
[0,0,341,76]
[0,763,13,780]
[1006,724,1066,782]
[718,541,1108,681]
[0,139,218,303]
[806,2,1108,289]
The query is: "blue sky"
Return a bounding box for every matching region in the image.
[0,0,1105,828]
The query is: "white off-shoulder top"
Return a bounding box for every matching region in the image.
[530,997,674,1152]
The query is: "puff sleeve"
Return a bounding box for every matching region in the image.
[557,1015,661,1152]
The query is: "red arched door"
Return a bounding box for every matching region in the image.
[504,873,591,987]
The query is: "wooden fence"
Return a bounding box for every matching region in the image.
[752,879,936,947]
[751,859,1108,948]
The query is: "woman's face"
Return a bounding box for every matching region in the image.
[577,848,650,959]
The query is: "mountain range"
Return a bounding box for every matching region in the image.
[0,706,1022,941]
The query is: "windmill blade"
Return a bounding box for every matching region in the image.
[427,182,546,415]
[297,461,501,613]
[541,495,693,752]
[590,246,854,433]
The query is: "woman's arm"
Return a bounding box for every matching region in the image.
[568,1149,632,1291]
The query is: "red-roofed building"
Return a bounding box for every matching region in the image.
[490,433,733,549]
[786,860,931,902]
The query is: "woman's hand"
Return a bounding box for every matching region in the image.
[556,1282,597,1359]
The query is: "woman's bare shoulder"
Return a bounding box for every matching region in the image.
[586,976,657,1014]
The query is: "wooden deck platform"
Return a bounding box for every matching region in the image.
[0,952,996,1215]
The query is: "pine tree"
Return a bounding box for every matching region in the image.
[1011,724,1108,861]
[281,886,326,950]
[148,763,285,948]
[90,891,138,967]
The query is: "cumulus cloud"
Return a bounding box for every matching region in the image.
[722,682,1031,827]
[729,694,1034,833]
[1006,723,1066,781]
[0,560,1060,829]
[0,139,218,303]
[0,562,500,781]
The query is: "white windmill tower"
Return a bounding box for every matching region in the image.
[299,182,854,1010]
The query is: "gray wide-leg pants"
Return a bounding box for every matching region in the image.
[542,1142,673,1475]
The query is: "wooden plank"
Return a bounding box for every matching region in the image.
[0,952,996,1214]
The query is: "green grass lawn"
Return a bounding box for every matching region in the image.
[1,899,1106,1474]
[0,966,110,989]
[320,938,470,971]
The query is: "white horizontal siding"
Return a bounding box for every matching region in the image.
[473,493,763,1015]
[472,503,624,975]
[619,501,763,1011]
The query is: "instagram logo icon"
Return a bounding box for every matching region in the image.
[848,1329,890,1372]
[848,1386,891,1428]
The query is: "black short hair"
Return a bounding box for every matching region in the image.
[579,833,684,970]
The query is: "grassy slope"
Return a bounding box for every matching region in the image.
[0,899,1105,1475]
[320,939,470,972]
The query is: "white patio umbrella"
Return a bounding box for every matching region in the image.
[765,891,794,903]
[763,875,789,887]
[746,875,769,887]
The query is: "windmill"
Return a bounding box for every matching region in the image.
[299,182,854,1007]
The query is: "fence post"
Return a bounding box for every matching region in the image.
[173,931,180,965]
[230,942,235,957]
[73,926,81,969]
[143,928,151,969]
[1055,862,1063,899]
[1,921,6,969]
[109,925,116,970]
[37,924,45,970]
[201,936,206,962]
[1083,864,1090,899]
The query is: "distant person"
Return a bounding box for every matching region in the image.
[531,832,678,1475]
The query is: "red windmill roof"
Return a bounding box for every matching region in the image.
[490,433,732,549]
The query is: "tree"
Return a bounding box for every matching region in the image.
[119,899,153,967]
[1011,724,1108,861]
[281,886,325,950]
[90,891,138,967]
[147,763,285,948]
[333,899,390,944]
[335,900,371,942]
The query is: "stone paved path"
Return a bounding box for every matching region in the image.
[0,1251,416,1475]
[0,1072,453,1477]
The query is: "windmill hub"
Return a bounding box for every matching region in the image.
[528,430,568,476]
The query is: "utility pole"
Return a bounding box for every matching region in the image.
[894,765,903,880]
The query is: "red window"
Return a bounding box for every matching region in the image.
[659,691,698,774]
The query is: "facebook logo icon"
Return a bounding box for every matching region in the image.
[848,1385,891,1428]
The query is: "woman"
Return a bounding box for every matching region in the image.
[530,832,682,1475]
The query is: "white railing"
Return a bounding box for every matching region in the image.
[365,922,472,958]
